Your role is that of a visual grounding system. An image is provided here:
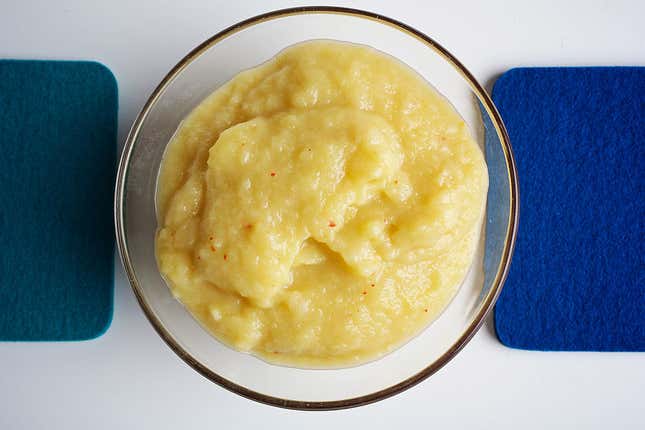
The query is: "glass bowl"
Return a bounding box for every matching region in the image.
[115,6,519,410]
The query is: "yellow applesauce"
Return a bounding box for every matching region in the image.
[155,41,488,367]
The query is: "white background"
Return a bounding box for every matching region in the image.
[1,1,643,428]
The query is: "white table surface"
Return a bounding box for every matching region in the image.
[1,1,643,428]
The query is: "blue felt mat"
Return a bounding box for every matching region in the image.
[0,60,117,340]
[493,67,644,351]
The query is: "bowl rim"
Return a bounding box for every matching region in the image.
[114,5,519,411]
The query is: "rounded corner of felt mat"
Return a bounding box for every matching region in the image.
[79,308,114,341]
[84,61,118,89]
[492,308,516,349]
[491,67,527,98]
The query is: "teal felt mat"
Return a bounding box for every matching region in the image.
[0,60,117,340]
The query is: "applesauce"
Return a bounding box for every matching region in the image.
[155,40,488,367]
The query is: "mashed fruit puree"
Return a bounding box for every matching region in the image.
[155,41,488,367]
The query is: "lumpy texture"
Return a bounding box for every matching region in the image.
[156,41,488,367]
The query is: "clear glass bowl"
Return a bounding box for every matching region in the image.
[115,6,519,410]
